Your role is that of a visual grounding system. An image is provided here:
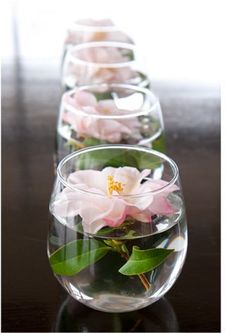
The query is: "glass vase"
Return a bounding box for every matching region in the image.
[48,145,188,312]
[64,18,133,49]
[56,83,166,164]
[61,41,149,90]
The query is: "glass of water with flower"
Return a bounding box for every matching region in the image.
[62,41,149,90]
[56,83,165,163]
[48,145,188,312]
[64,18,133,50]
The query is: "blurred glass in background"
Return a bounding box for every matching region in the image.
[2,0,220,85]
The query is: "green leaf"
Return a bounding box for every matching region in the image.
[75,150,135,170]
[152,133,166,153]
[75,148,163,171]
[94,91,113,101]
[121,49,135,60]
[137,72,150,89]
[83,137,107,147]
[129,150,162,169]
[49,239,110,276]
[119,246,174,275]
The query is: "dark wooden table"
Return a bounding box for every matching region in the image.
[2,13,220,331]
[2,60,220,331]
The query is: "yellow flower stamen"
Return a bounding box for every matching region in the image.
[107,175,124,196]
[101,108,110,114]
[94,31,107,40]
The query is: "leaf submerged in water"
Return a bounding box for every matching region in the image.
[49,239,110,276]
[119,246,174,275]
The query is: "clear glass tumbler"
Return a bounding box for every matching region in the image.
[56,83,165,163]
[62,41,149,90]
[64,18,133,49]
[48,145,188,312]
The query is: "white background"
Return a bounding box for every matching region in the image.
[2,0,221,84]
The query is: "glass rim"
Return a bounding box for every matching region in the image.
[57,144,179,198]
[62,83,161,119]
[67,41,136,68]
[69,21,124,33]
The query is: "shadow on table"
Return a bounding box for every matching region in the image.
[53,296,179,332]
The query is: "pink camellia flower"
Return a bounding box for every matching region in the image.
[63,90,142,143]
[64,18,132,45]
[65,45,135,85]
[52,167,179,234]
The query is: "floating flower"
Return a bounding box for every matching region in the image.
[64,18,132,45]
[52,166,179,234]
[63,90,141,143]
[65,44,135,85]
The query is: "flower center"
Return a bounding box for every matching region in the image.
[101,107,110,114]
[93,31,108,40]
[107,175,124,196]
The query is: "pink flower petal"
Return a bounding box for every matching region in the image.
[52,167,180,233]
[83,219,108,234]
[103,199,127,227]
[79,196,126,233]
[149,195,177,216]
[73,90,97,107]
[67,170,107,193]
[139,178,179,195]
[97,100,118,114]
[126,206,152,223]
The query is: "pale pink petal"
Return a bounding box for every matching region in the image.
[79,196,113,223]
[149,195,177,216]
[105,167,150,195]
[103,199,127,227]
[67,170,107,193]
[134,178,178,214]
[83,219,108,234]
[126,206,152,223]
[96,119,131,142]
[139,179,178,196]
[63,93,80,109]
[52,190,84,218]
[94,47,112,63]
[97,100,118,114]
[70,46,134,84]
[52,167,180,234]
[101,167,152,208]
[73,90,97,107]
[53,187,126,233]
[63,109,97,137]
[153,179,179,194]
[126,194,154,211]
[80,196,126,232]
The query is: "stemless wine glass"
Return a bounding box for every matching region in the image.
[64,18,133,50]
[62,41,149,90]
[48,145,188,313]
[56,83,165,164]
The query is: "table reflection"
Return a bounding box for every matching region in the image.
[53,296,178,332]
